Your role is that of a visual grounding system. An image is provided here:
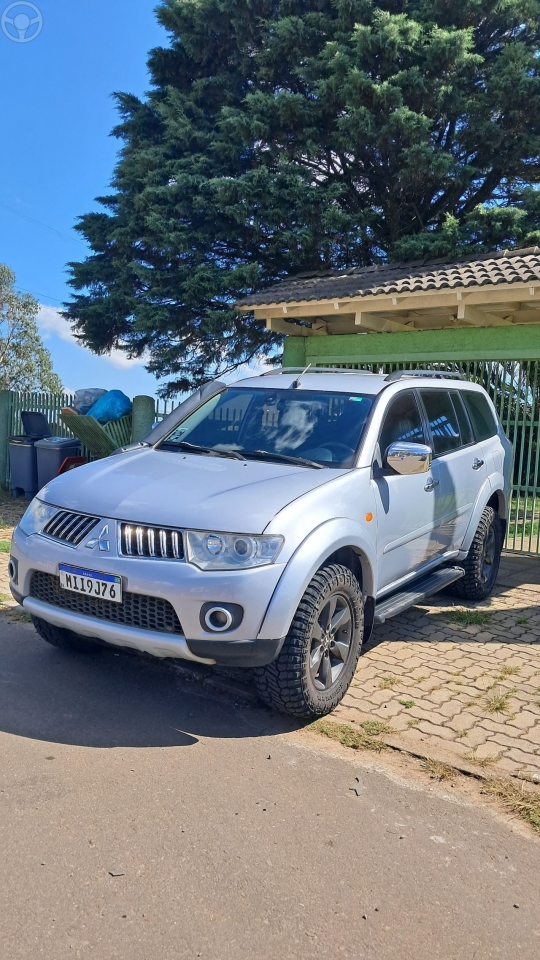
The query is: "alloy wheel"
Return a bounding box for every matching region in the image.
[309,592,354,691]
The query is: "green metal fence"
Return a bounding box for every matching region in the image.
[1,375,539,555]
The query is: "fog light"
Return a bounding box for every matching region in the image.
[8,557,18,585]
[204,606,234,632]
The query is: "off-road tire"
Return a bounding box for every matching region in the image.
[32,616,102,653]
[446,506,502,602]
[254,564,364,719]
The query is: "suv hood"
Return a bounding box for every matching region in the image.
[40,448,342,534]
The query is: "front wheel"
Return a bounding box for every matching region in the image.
[446,506,502,602]
[32,616,102,653]
[254,564,364,719]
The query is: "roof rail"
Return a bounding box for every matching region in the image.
[384,369,465,383]
[260,366,380,376]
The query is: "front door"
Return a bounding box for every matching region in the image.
[372,390,443,592]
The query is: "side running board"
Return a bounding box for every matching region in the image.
[374,567,465,625]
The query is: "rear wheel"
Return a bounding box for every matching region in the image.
[32,616,102,653]
[446,506,502,601]
[254,564,364,719]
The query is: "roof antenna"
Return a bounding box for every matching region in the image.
[291,363,311,389]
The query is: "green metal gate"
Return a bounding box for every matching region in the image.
[312,359,540,556]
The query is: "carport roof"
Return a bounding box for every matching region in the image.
[237,247,540,308]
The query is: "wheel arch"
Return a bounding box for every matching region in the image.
[459,479,504,556]
[257,520,376,642]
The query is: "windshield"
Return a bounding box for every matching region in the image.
[158,387,375,468]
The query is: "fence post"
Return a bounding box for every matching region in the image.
[0,390,13,489]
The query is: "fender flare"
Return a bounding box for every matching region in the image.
[458,478,504,556]
[257,519,376,641]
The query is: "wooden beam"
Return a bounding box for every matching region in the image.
[354,311,414,333]
[265,317,327,336]
[456,303,513,327]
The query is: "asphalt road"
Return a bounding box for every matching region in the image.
[1,617,539,960]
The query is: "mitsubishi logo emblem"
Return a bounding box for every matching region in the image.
[86,523,110,552]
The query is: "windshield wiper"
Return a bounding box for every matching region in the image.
[173,441,246,461]
[246,449,324,469]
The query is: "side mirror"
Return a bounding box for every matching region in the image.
[385,441,432,476]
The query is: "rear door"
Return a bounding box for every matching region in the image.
[418,389,488,552]
[372,390,443,591]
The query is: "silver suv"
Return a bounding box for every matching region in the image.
[9,369,512,719]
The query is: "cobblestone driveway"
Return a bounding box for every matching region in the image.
[1,493,539,780]
[337,554,540,782]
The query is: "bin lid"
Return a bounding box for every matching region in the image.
[21,411,52,438]
[35,437,81,448]
[8,435,41,445]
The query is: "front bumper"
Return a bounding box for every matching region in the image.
[11,525,287,667]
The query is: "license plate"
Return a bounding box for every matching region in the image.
[58,564,122,603]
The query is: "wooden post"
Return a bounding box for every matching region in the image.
[131,396,156,443]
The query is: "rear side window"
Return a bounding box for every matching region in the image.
[419,390,461,456]
[451,392,474,446]
[462,391,497,441]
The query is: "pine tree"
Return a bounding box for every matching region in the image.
[0,265,63,392]
[65,0,540,394]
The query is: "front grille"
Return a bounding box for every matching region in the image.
[43,510,100,546]
[30,571,183,635]
[119,522,185,560]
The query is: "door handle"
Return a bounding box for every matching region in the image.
[472,458,484,470]
[424,478,439,491]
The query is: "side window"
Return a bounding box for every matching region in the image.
[462,391,497,441]
[451,392,474,446]
[379,392,426,459]
[420,390,461,456]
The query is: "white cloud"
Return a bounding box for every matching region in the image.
[37,305,147,369]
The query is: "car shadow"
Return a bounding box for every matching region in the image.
[0,618,296,749]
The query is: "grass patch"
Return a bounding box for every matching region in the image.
[0,540,10,553]
[399,699,415,709]
[483,779,540,834]
[378,674,402,690]
[360,720,392,736]
[311,719,387,752]
[465,752,499,768]
[517,617,530,625]
[4,608,31,623]
[496,665,521,679]
[406,718,419,727]
[484,687,516,714]
[421,759,456,781]
[444,608,492,628]
[0,593,11,605]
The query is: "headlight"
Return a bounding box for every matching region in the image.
[185,531,284,570]
[18,498,58,537]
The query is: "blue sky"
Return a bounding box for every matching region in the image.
[0,0,172,396]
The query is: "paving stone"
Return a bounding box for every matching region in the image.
[415,721,457,741]
[506,747,540,765]
[506,711,538,731]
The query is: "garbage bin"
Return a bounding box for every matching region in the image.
[8,437,42,499]
[35,437,82,490]
[8,411,52,499]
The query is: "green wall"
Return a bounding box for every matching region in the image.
[282,325,540,368]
